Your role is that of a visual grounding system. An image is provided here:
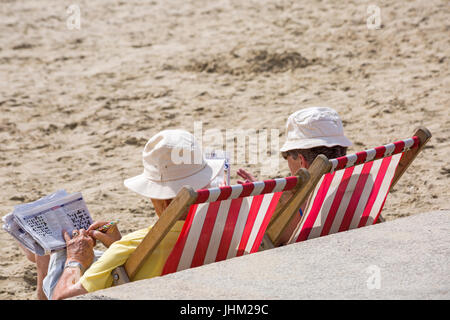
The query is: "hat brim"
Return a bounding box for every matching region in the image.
[124,159,225,199]
[280,135,352,152]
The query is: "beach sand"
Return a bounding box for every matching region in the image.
[0,0,449,299]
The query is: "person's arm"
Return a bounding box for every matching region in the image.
[52,229,94,300]
[237,168,257,184]
[87,221,122,248]
[51,267,88,300]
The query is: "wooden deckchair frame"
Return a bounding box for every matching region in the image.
[265,126,432,247]
[111,168,310,285]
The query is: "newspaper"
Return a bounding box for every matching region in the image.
[205,150,230,186]
[2,190,93,256]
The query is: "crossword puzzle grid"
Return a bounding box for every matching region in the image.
[67,208,92,230]
[25,215,51,238]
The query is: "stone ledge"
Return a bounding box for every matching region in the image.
[76,210,450,300]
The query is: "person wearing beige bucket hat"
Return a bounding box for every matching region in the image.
[40,130,225,299]
[124,129,225,199]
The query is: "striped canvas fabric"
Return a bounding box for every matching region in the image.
[162,177,298,275]
[288,136,420,244]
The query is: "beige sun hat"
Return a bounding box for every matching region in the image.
[280,107,352,152]
[124,129,224,199]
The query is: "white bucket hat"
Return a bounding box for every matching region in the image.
[280,107,352,152]
[124,130,224,199]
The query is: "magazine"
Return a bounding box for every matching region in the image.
[2,190,93,256]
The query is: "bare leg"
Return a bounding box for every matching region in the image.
[18,243,36,263]
[17,243,50,299]
[35,254,50,300]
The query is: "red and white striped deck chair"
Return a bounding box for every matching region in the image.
[266,127,432,247]
[161,177,303,275]
[111,171,309,284]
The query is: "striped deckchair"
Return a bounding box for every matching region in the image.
[266,127,432,246]
[111,170,310,284]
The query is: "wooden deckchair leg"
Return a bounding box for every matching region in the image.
[111,186,198,285]
[268,168,310,227]
[376,127,431,224]
[112,266,130,286]
[258,169,310,250]
[376,214,385,223]
[266,155,331,247]
[259,234,275,251]
[390,126,432,189]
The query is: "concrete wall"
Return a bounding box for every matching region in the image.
[78,210,450,300]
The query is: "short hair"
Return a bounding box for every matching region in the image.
[282,145,348,165]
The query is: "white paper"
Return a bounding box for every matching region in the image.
[205,150,230,186]
[10,192,93,255]
[2,212,45,256]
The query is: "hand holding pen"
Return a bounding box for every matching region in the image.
[87,220,122,248]
[96,220,118,232]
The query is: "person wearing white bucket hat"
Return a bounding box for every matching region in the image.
[237,106,351,182]
[280,107,352,152]
[237,107,351,246]
[279,106,351,175]
[44,130,225,299]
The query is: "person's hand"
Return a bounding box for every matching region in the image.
[237,168,257,184]
[87,221,122,248]
[63,229,95,270]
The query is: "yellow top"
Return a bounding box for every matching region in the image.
[80,221,183,293]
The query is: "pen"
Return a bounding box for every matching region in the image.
[96,220,118,233]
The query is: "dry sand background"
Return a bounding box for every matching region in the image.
[0,0,449,299]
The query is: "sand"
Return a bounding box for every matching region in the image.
[0,0,449,299]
